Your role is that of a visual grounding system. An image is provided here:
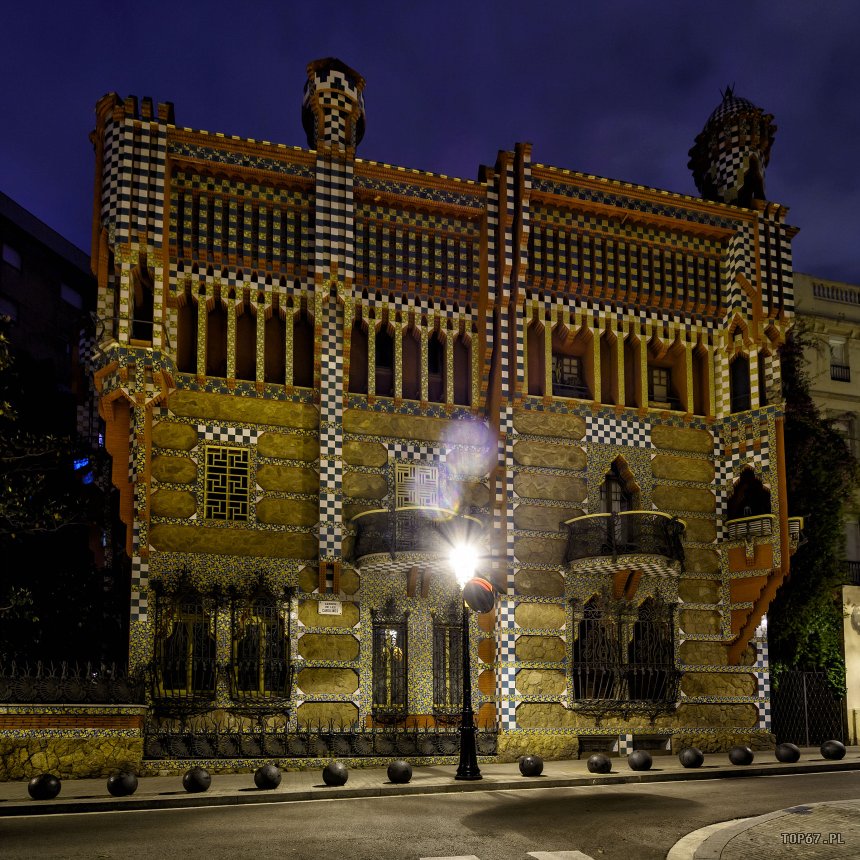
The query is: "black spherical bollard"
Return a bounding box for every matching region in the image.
[627,750,652,771]
[586,753,612,774]
[322,761,348,786]
[678,746,704,768]
[387,760,413,784]
[182,766,211,793]
[775,743,801,763]
[821,739,846,760]
[519,755,544,777]
[728,746,754,766]
[254,763,282,790]
[106,771,138,797]
[27,773,61,800]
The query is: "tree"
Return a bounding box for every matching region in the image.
[0,315,120,662]
[767,323,860,692]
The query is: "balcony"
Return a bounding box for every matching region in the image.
[348,507,484,571]
[845,561,860,586]
[831,363,851,382]
[553,380,591,400]
[563,511,685,575]
[725,514,774,540]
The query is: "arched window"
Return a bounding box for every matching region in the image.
[371,610,407,721]
[375,323,394,397]
[230,589,290,701]
[235,298,256,381]
[757,351,769,407]
[131,256,154,342]
[601,460,637,513]
[348,319,368,394]
[292,306,314,389]
[402,324,421,400]
[527,319,545,396]
[176,286,198,373]
[692,343,710,416]
[571,598,618,700]
[264,305,286,384]
[427,329,446,403]
[730,354,751,413]
[726,467,771,520]
[552,324,591,399]
[453,332,471,406]
[623,336,641,407]
[627,598,676,701]
[206,295,228,378]
[599,330,617,405]
[152,582,217,700]
[432,599,463,718]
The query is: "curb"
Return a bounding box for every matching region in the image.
[3,758,860,817]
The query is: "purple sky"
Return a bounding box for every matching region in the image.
[2,1,858,283]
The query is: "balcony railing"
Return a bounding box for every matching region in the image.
[844,560,860,586]
[553,380,591,400]
[725,514,774,540]
[831,363,851,382]
[563,511,685,567]
[349,507,483,564]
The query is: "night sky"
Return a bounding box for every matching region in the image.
[2,1,859,283]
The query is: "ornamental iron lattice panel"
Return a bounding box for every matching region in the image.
[771,670,847,746]
[143,723,498,760]
[564,512,685,566]
[0,661,145,704]
[571,594,679,720]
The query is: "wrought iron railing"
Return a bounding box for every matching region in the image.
[831,363,851,382]
[844,560,860,586]
[143,720,498,760]
[563,511,685,566]
[349,506,483,562]
[725,514,774,540]
[0,661,145,704]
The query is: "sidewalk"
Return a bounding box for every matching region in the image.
[1,746,859,823]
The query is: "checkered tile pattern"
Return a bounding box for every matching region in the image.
[618,733,633,756]
[754,629,771,730]
[130,520,149,623]
[196,423,257,445]
[496,597,517,729]
[319,300,345,559]
[587,412,651,447]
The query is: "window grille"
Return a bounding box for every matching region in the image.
[432,619,463,718]
[204,446,250,521]
[230,594,291,702]
[371,615,407,720]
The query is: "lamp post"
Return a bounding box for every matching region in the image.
[449,543,482,781]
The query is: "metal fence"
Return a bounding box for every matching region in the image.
[771,670,847,746]
[0,661,145,704]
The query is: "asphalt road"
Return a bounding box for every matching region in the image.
[5,771,860,860]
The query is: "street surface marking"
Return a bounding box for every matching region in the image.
[528,852,596,860]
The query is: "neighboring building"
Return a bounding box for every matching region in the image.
[88,64,802,770]
[0,191,97,438]
[794,272,860,741]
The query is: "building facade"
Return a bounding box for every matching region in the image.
[793,272,860,741]
[89,62,802,769]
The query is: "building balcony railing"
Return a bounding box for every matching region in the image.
[831,363,851,382]
[562,511,685,571]
[553,380,591,400]
[844,560,860,586]
[725,514,775,540]
[348,506,483,566]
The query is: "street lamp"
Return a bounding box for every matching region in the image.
[449,542,484,781]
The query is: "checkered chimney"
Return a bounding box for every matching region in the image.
[688,86,776,208]
[302,58,366,155]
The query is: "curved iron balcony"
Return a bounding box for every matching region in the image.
[563,511,685,574]
[349,506,484,567]
[725,514,774,540]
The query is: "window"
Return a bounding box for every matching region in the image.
[729,355,751,413]
[204,446,250,521]
[2,243,21,271]
[553,354,588,398]
[648,366,671,405]
[572,594,677,706]
[0,295,18,321]
[153,586,217,699]
[830,339,850,382]
[832,413,858,457]
[230,592,290,700]
[60,283,83,310]
[348,319,368,394]
[375,324,394,397]
[428,329,445,403]
[432,614,463,719]
[371,615,407,720]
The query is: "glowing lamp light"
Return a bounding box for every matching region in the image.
[449,543,479,587]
